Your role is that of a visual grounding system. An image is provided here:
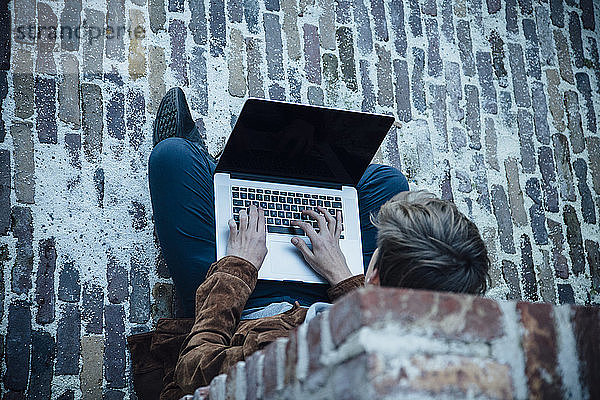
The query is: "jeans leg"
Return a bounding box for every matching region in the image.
[357,164,409,272]
[148,138,217,317]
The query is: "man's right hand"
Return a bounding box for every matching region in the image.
[226,205,268,270]
[290,207,353,286]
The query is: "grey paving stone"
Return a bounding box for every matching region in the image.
[335,0,351,23]
[129,9,147,80]
[557,284,575,304]
[550,0,564,28]
[60,0,81,51]
[304,24,321,84]
[169,0,184,11]
[535,6,555,66]
[429,84,448,151]
[83,282,104,334]
[227,0,242,22]
[81,83,103,163]
[522,19,541,81]
[151,283,174,322]
[169,19,188,86]
[130,247,150,324]
[525,178,549,245]
[504,158,527,227]
[56,304,81,375]
[538,250,556,303]
[35,238,56,325]
[228,28,246,98]
[189,47,207,115]
[488,30,508,88]
[547,218,569,278]
[244,0,259,33]
[530,81,550,145]
[13,51,33,120]
[30,330,55,399]
[563,91,584,154]
[36,2,57,75]
[445,62,463,122]
[451,127,467,153]
[537,146,559,213]
[5,301,31,391]
[568,12,583,69]
[464,85,481,150]
[414,119,434,175]
[104,390,125,400]
[552,133,577,202]
[575,72,597,134]
[0,3,8,68]
[440,0,455,43]
[370,0,388,41]
[554,30,574,84]
[407,0,422,37]
[288,67,302,103]
[563,204,585,276]
[93,168,104,208]
[502,260,521,300]
[425,19,442,77]
[81,336,104,400]
[269,84,286,101]
[149,0,166,33]
[265,0,280,11]
[573,159,596,224]
[11,122,35,204]
[0,71,5,141]
[421,0,436,15]
[0,150,9,235]
[307,86,324,106]
[209,0,226,56]
[126,88,146,150]
[505,0,518,33]
[359,60,375,113]
[491,184,516,254]
[104,304,126,388]
[471,153,491,212]
[389,0,407,57]
[375,44,393,107]
[11,206,33,294]
[130,201,147,231]
[545,69,565,132]
[467,0,483,33]
[586,137,600,195]
[322,53,338,103]
[352,0,373,55]
[318,0,336,50]
[59,54,81,128]
[336,27,357,91]
[455,170,472,193]
[393,59,411,122]
[581,0,595,30]
[264,14,284,81]
[58,390,75,400]
[107,91,125,140]
[507,43,531,108]
[484,118,499,171]
[82,8,104,79]
[383,125,402,171]
[58,260,80,303]
[456,20,475,77]
[106,0,125,60]
[440,159,454,201]
[520,235,538,301]
[585,240,600,293]
[245,38,265,98]
[35,77,57,144]
[281,0,301,61]
[517,109,536,173]
[106,252,127,306]
[475,52,497,114]
[587,37,600,96]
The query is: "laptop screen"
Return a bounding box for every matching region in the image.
[216,99,395,187]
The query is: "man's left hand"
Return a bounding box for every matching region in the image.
[226,205,268,270]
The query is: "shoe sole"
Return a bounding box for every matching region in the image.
[152,87,197,147]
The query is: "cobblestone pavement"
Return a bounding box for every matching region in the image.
[0,0,599,396]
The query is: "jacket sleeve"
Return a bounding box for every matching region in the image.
[327,275,365,302]
[173,256,258,394]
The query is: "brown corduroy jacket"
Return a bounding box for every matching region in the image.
[127,255,364,400]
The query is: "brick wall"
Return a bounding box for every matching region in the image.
[190,287,600,400]
[0,0,599,397]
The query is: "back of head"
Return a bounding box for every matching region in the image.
[372,190,490,295]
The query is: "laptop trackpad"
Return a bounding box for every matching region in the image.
[263,238,323,282]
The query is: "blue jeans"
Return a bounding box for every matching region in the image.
[148,138,409,317]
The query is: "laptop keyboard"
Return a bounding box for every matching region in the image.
[231,186,344,238]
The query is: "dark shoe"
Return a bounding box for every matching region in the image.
[152,87,197,147]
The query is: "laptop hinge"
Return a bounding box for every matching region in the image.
[229,172,344,190]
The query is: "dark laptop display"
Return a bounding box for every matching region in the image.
[216,99,395,187]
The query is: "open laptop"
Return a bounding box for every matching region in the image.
[214,99,395,283]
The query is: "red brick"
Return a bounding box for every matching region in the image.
[517,302,563,398]
[571,306,600,399]
[245,350,264,400]
[306,314,322,372]
[262,338,287,399]
[284,330,297,385]
[329,287,504,347]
